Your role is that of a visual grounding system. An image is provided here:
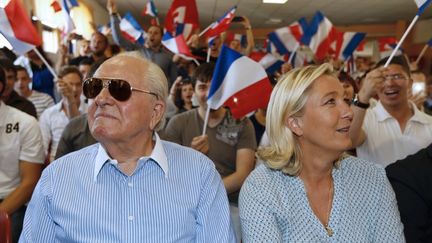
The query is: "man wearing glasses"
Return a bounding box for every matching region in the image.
[20,52,235,242]
[349,55,432,167]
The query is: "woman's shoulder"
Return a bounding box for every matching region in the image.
[244,164,297,192]
[339,155,388,187]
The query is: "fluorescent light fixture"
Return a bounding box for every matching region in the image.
[263,0,288,3]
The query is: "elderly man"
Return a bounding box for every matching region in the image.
[349,55,432,166]
[0,66,44,243]
[20,52,235,242]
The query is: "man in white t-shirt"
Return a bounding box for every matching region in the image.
[39,65,87,163]
[0,66,44,243]
[14,66,54,118]
[349,55,432,167]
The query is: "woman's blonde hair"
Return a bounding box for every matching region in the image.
[257,63,336,176]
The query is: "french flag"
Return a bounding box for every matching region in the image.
[60,0,79,34]
[142,0,158,17]
[267,18,308,55]
[162,32,198,63]
[301,11,337,60]
[225,32,247,47]
[414,0,432,15]
[428,38,432,47]
[120,12,146,45]
[164,0,200,41]
[205,6,237,45]
[334,31,366,61]
[0,0,42,54]
[207,45,273,119]
[249,51,284,74]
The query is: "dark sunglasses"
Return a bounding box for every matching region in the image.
[83,77,158,101]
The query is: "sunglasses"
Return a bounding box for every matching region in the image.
[83,77,158,101]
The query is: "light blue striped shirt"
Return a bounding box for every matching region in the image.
[20,134,235,243]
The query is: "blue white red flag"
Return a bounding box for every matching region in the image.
[225,32,247,47]
[414,0,432,15]
[120,12,146,45]
[267,18,307,55]
[428,38,432,47]
[60,0,79,34]
[0,0,42,54]
[207,45,273,118]
[249,51,284,74]
[334,32,366,61]
[164,0,200,41]
[142,0,158,17]
[205,6,237,45]
[301,11,337,60]
[162,32,198,63]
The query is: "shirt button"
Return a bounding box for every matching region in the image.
[128,215,134,221]
[128,182,133,187]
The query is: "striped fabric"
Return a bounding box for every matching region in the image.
[20,135,235,242]
[27,91,54,118]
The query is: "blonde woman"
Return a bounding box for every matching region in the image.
[239,64,404,242]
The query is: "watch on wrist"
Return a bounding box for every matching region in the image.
[352,94,370,109]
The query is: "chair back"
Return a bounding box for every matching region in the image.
[0,209,11,243]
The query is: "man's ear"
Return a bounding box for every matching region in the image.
[149,101,165,130]
[285,117,303,136]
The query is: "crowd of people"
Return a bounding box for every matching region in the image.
[1,1,432,242]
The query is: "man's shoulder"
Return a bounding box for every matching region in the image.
[30,91,54,102]
[40,102,61,117]
[161,140,214,168]
[168,109,198,125]
[49,144,98,170]
[386,144,432,179]
[1,104,37,126]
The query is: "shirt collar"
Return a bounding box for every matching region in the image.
[374,100,430,124]
[93,133,168,181]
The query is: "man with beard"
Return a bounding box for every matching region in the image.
[107,0,177,87]
[69,32,108,66]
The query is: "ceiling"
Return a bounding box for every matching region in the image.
[93,0,432,29]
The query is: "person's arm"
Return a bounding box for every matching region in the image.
[54,123,74,160]
[107,0,141,51]
[195,155,236,243]
[19,170,56,242]
[0,162,42,214]
[239,175,282,242]
[241,16,254,56]
[56,78,80,119]
[223,148,255,194]
[39,110,52,159]
[349,67,385,148]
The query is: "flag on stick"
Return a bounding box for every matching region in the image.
[207,45,273,119]
[0,0,42,54]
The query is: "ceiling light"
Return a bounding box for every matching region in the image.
[263,0,288,3]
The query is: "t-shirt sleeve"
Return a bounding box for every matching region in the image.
[20,116,45,163]
[237,118,257,150]
[162,114,185,145]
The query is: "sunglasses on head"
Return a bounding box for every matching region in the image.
[83,77,158,101]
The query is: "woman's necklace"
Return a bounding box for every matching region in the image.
[304,178,334,237]
[324,182,333,237]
